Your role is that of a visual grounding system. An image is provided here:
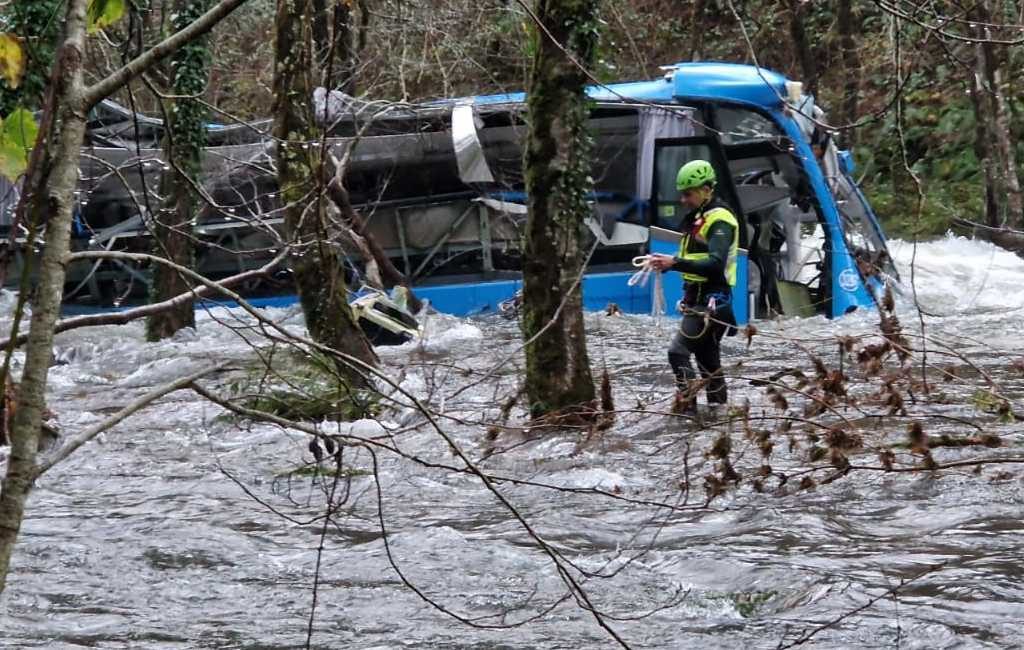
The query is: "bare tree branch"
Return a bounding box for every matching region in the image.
[84,0,253,110]
[0,248,288,350]
[34,362,230,477]
[777,563,946,648]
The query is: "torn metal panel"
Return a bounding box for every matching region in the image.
[474,197,527,215]
[452,103,495,184]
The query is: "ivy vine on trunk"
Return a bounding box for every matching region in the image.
[0,0,252,597]
[520,0,599,419]
[271,0,377,384]
[146,0,213,341]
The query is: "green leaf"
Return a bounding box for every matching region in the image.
[0,108,39,182]
[87,0,126,34]
[0,33,26,89]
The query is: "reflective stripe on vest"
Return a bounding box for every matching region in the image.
[677,206,739,286]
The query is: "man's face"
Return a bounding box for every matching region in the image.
[680,185,712,210]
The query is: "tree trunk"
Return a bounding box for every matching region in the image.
[312,0,356,93]
[990,75,1023,227]
[314,1,416,306]
[146,0,212,341]
[0,0,92,597]
[272,0,377,381]
[968,46,999,228]
[836,0,859,147]
[982,56,1023,226]
[520,0,598,419]
[785,0,818,96]
[0,0,252,597]
[972,0,1023,227]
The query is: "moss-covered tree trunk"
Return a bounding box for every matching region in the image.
[146,0,212,341]
[520,0,598,418]
[272,0,377,381]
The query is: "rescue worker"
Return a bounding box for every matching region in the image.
[648,160,739,413]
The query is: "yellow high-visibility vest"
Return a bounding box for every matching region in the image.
[677,206,739,286]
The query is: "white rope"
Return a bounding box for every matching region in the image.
[629,255,667,320]
[627,255,653,287]
[652,269,666,319]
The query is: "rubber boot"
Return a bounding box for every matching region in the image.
[671,377,701,416]
[671,389,697,415]
[706,375,728,405]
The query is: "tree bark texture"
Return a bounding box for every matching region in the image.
[0,0,91,597]
[973,2,1023,228]
[0,0,253,597]
[272,0,377,381]
[836,0,859,147]
[968,45,999,228]
[785,0,818,97]
[147,0,213,341]
[520,0,598,418]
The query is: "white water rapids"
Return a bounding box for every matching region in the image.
[1,234,1023,649]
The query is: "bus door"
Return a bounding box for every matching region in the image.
[648,137,750,324]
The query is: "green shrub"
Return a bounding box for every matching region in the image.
[230,350,380,422]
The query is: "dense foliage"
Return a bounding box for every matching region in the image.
[184,0,1021,236]
[5,0,1022,234]
[0,0,62,115]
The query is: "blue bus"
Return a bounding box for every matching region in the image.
[72,62,896,328]
[396,61,896,323]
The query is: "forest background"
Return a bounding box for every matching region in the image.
[0,2,1022,646]
[5,0,1013,239]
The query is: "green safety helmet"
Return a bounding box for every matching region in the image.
[676,159,716,191]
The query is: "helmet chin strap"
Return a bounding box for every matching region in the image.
[699,186,714,208]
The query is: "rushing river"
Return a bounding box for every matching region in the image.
[2,235,1024,649]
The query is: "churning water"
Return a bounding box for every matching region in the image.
[1,234,1023,649]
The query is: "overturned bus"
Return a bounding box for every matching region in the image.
[36,61,895,324]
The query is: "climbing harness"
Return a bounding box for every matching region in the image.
[678,291,731,340]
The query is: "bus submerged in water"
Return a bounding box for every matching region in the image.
[414,60,897,324]
[51,61,896,329]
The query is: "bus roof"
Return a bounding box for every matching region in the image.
[464,61,791,110]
